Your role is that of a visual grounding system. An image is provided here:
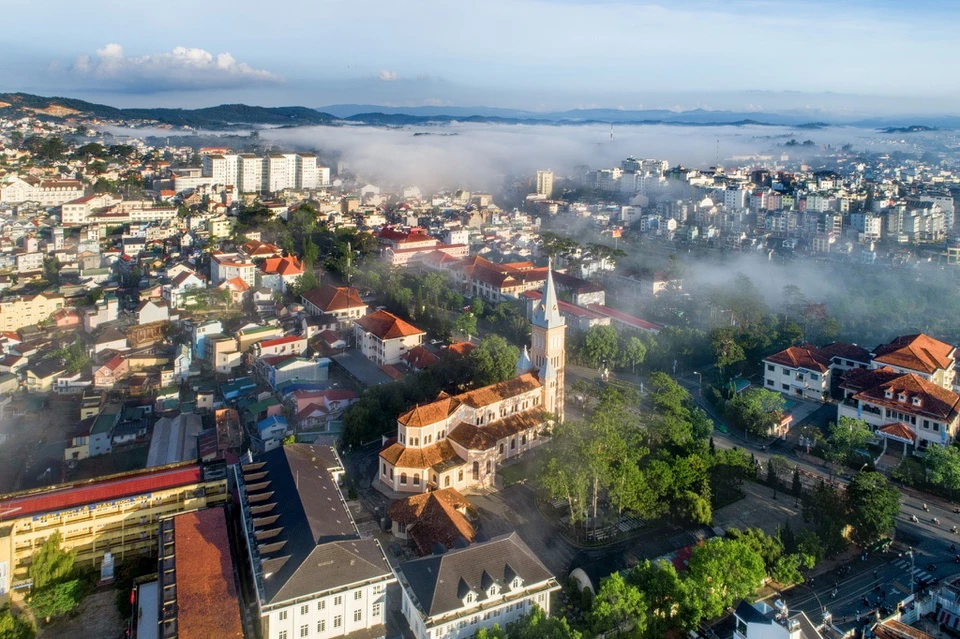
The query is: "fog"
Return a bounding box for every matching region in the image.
[258,122,916,192]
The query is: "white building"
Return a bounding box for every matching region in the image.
[535,170,554,197]
[0,176,85,206]
[354,310,425,366]
[397,533,559,639]
[763,346,831,402]
[210,252,256,287]
[235,444,394,639]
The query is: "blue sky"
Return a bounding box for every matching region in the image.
[2,0,958,113]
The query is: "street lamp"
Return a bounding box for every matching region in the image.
[693,371,702,396]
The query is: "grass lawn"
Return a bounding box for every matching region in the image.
[499,456,539,487]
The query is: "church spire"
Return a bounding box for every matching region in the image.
[532,260,564,329]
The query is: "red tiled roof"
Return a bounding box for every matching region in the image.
[260,256,304,277]
[173,507,244,639]
[387,488,476,555]
[764,346,831,373]
[872,333,956,374]
[878,422,916,443]
[853,372,960,422]
[819,341,871,363]
[586,303,663,331]
[222,276,250,292]
[355,310,424,340]
[379,439,463,470]
[0,465,203,519]
[447,342,475,356]
[302,284,365,312]
[403,345,440,370]
[258,335,304,349]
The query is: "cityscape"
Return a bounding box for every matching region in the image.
[3,2,960,639]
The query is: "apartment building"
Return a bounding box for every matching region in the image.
[0,176,84,206]
[354,310,425,366]
[210,251,256,287]
[234,444,394,639]
[0,292,64,331]
[397,533,559,639]
[763,346,832,401]
[0,461,228,599]
[203,152,320,192]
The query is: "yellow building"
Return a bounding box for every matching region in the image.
[0,461,228,599]
[0,292,65,332]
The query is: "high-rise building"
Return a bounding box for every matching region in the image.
[535,170,554,197]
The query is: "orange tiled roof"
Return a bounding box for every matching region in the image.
[764,346,830,373]
[379,439,463,470]
[222,276,250,292]
[457,373,540,409]
[387,488,476,555]
[853,372,960,422]
[447,342,476,356]
[878,422,916,443]
[399,394,461,427]
[447,409,542,450]
[872,333,956,374]
[261,256,304,276]
[302,284,365,312]
[355,310,424,340]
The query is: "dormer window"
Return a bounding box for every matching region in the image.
[487,585,499,597]
[511,577,523,590]
[465,592,475,604]
[897,393,907,403]
[912,397,922,407]
[884,389,894,399]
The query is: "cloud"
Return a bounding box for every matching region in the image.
[378,70,398,82]
[63,44,280,92]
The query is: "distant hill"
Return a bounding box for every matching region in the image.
[0,93,339,128]
[0,92,957,130]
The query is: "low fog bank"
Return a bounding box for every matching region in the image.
[259,122,911,191]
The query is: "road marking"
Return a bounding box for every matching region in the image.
[891,581,910,594]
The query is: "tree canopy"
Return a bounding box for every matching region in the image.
[846,470,900,547]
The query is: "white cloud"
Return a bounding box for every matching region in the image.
[378,70,398,82]
[64,44,280,92]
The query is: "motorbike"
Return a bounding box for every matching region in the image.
[911,514,919,523]
[933,517,941,525]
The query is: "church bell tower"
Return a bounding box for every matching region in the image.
[530,263,566,422]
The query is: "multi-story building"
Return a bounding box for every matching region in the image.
[302,284,368,329]
[870,333,956,390]
[397,533,559,639]
[0,176,84,206]
[0,460,228,599]
[732,599,826,639]
[763,346,832,401]
[203,152,319,192]
[378,268,565,495]
[258,256,305,293]
[0,292,64,331]
[838,366,960,451]
[240,153,267,193]
[234,444,394,639]
[354,310,425,366]
[535,170,554,197]
[210,251,256,287]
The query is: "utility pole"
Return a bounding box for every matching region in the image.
[910,548,915,595]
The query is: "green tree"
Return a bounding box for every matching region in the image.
[766,455,791,499]
[710,328,746,380]
[686,537,766,621]
[626,560,700,635]
[454,312,478,340]
[801,479,848,555]
[826,417,873,467]
[28,532,76,590]
[926,444,960,497]
[475,606,582,639]
[618,336,647,373]
[29,579,85,622]
[590,572,647,637]
[471,297,485,317]
[582,325,619,369]
[846,470,900,547]
[467,335,520,387]
[0,606,35,639]
[726,388,785,438]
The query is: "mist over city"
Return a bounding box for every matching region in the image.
[3,2,960,639]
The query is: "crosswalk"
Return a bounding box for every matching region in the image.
[892,557,934,589]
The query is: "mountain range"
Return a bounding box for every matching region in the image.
[1,92,957,130]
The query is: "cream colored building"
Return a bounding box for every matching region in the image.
[354,310,425,367]
[0,461,228,599]
[0,292,65,331]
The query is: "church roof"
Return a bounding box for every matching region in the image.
[531,265,564,329]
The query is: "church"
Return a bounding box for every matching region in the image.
[377,267,566,495]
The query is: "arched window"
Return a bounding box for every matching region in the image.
[472,462,480,480]
[381,463,386,475]
[458,469,464,482]
[485,460,491,474]
[444,476,451,487]
[511,438,516,450]
[521,434,527,445]
[413,474,420,485]
[499,443,504,455]
[400,473,407,485]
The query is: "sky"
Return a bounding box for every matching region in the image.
[2,0,959,114]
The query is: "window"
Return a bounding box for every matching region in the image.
[458,469,463,482]
[810,373,818,380]
[400,473,407,485]
[333,615,342,628]
[279,611,288,621]
[934,423,940,432]
[466,593,475,603]
[317,620,325,633]
[318,601,325,610]
[511,439,516,450]
[767,364,775,371]
[354,610,362,622]
[767,379,774,386]
[413,474,420,485]
[373,603,382,617]
[381,463,386,475]
[521,434,527,445]
[373,584,384,595]
[782,384,789,391]
[300,625,309,637]
[354,591,363,600]
[389,468,394,480]
[279,632,288,639]
[499,443,504,454]
[444,476,451,487]
[334,596,342,606]
[301,605,309,615]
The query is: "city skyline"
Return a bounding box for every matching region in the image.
[2,0,959,114]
